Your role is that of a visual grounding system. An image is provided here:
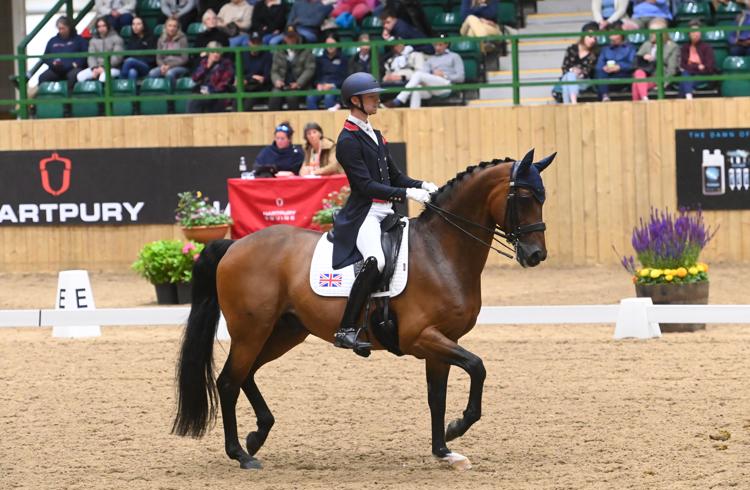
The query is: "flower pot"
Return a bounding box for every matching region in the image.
[154,282,178,305]
[182,225,229,244]
[635,281,709,332]
[318,223,333,232]
[176,281,192,304]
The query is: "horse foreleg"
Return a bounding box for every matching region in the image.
[425,359,451,458]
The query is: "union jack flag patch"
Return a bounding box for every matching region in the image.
[319,272,342,288]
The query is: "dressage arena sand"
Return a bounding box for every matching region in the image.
[1,265,749,490]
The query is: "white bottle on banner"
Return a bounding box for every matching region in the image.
[239,156,253,179]
[728,167,736,191]
[702,149,725,196]
[744,168,749,191]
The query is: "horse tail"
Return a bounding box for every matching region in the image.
[172,239,233,438]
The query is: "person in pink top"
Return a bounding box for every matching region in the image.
[332,0,378,22]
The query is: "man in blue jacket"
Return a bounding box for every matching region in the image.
[306,33,349,109]
[331,72,438,354]
[594,23,635,101]
[382,11,435,55]
[38,16,88,91]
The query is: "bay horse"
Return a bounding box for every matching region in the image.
[172,149,556,470]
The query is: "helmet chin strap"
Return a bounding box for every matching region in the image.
[351,95,367,114]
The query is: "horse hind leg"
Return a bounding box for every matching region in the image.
[241,313,309,457]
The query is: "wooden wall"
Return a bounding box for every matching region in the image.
[1,98,749,272]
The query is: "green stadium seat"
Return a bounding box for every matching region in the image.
[153,23,164,37]
[174,77,197,113]
[120,25,132,40]
[462,57,480,83]
[627,32,647,45]
[713,47,729,71]
[342,45,359,58]
[704,29,727,44]
[139,77,171,114]
[670,31,689,43]
[721,56,750,96]
[715,1,742,22]
[35,81,67,119]
[452,39,481,63]
[112,79,136,116]
[361,16,383,35]
[71,80,102,117]
[186,22,206,43]
[424,6,445,22]
[675,1,712,25]
[312,47,325,57]
[498,1,518,28]
[596,34,609,45]
[432,12,461,34]
[137,0,163,32]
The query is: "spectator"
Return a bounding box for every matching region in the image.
[460,0,502,54]
[194,9,230,50]
[268,0,333,45]
[241,31,272,110]
[631,0,672,29]
[254,122,305,175]
[679,19,716,99]
[728,9,750,56]
[217,0,253,46]
[385,35,464,108]
[251,0,288,44]
[347,33,373,74]
[120,17,156,80]
[95,0,136,33]
[269,26,316,110]
[382,40,424,85]
[148,17,190,86]
[332,0,377,22]
[594,23,635,101]
[38,16,88,91]
[381,11,435,54]
[161,0,198,32]
[306,34,348,110]
[299,122,343,176]
[631,17,679,101]
[382,0,435,38]
[592,0,638,30]
[188,41,235,112]
[77,17,124,82]
[558,22,599,104]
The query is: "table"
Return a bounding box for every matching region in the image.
[228,174,349,238]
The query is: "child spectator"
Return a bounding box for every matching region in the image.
[217,0,253,46]
[347,33,373,74]
[299,122,343,175]
[161,0,198,32]
[95,0,136,32]
[631,17,680,101]
[594,23,635,101]
[188,41,235,113]
[381,11,435,54]
[251,0,288,44]
[592,0,638,30]
[148,17,190,86]
[77,17,124,82]
[269,26,317,110]
[558,22,599,104]
[242,31,273,110]
[679,19,716,99]
[728,9,750,56]
[332,0,378,22]
[631,0,672,29]
[38,16,88,91]
[254,122,305,175]
[120,17,156,80]
[306,34,348,110]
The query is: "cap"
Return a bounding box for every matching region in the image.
[284,25,299,37]
[249,30,262,43]
[581,21,598,33]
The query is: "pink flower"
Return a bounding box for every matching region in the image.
[193,253,200,261]
[182,242,196,254]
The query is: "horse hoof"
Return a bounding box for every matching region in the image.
[239,457,262,470]
[246,432,262,456]
[437,452,472,471]
[445,419,463,442]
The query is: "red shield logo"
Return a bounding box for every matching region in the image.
[39,152,72,196]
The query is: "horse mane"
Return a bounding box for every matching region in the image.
[417,157,515,221]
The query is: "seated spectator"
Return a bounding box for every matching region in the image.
[148,17,190,86]
[95,0,136,33]
[460,0,502,54]
[382,40,424,85]
[217,0,253,46]
[381,11,435,55]
[251,0,288,44]
[268,0,333,45]
[679,19,716,99]
[242,31,272,110]
[347,33,372,74]
[299,122,343,176]
[77,17,124,82]
[558,22,599,104]
[194,9,230,50]
[592,0,638,30]
[269,26,317,110]
[594,23,635,101]
[631,0,672,29]
[306,34,348,110]
[728,9,750,56]
[161,0,198,32]
[120,17,156,80]
[38,16,88,91]
[188,41,235,113]
[254,122,305,175]
[631,17,680,101]
[385,35,464,108]
[332,0,377,22]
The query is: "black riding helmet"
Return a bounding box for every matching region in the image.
[341,72,384,113]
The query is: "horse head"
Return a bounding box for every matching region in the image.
[490,149,556,268]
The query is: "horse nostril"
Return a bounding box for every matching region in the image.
[527,250,542,266]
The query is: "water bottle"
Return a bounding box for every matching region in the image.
[239,156,253,179]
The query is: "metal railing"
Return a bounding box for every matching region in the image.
[5,23,750,118]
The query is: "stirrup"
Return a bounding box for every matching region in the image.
[334,326,372,357]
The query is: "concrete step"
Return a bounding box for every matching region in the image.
[480,83,555,101]
[536,0,591,15]
[488,68,560,82]
[518,38,575,53]
[498,50,565,71]
[525,11,592,27]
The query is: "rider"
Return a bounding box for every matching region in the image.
[332,72,438,353]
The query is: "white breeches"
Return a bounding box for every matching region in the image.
[356,202,393,273]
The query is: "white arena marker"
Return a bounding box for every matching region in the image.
[52,270,101,338]
[614,297,661,340]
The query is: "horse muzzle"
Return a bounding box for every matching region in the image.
[516,242,547,268]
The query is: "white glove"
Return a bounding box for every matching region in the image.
[422,181,439,193]
[406,187,431,204]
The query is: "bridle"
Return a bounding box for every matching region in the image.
[423,161,546,260]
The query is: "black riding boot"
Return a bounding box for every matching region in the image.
[334,256,380,356]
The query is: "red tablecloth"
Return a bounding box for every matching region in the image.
[228,174,349,238]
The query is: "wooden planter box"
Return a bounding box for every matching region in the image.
[182,225,229,244]
[635,281,710,332]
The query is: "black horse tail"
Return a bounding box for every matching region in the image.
[172,239,234,438]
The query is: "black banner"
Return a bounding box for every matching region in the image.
[0,144,407,225]
[676,128,750,210]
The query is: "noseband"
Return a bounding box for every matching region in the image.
[423,161,546,260]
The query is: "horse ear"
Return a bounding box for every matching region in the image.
[534,152,557,173]
[518,148,534,172]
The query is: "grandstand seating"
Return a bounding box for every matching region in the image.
[137,0,163,32]
[112,79,136,116]
[432,12,462,35]
[186,22,206,44]
[675,1,712,26]
[71,80,102,117]
[715,1,743,23]
[721,56,750,97]
[174,77,197,113]
[35,81,67,119]
[139,77,171,115]
[120,25,132,40]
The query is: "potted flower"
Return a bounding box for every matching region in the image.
[620,207,717,332]
[312,185,350,232]
[176,191,233,243]
[132,239,204,304]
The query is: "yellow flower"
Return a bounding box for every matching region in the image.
[639,268,650,277]
[665,274,673,282]
[700,262,709,272]
[676,267,687,278]
[650,269,662,279]
[696,264,706,273]
[688,266,699,275]
[197,191,202,198]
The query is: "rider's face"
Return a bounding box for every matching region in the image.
[360,93,380,115]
